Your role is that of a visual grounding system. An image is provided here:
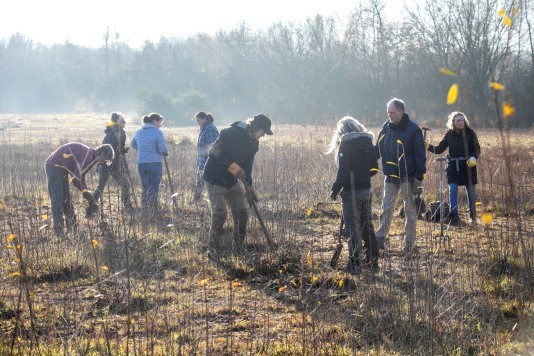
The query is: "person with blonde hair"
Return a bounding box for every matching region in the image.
[426,111,481,224]
[327,116,380,273]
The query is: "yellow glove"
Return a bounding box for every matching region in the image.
[467,157,477,168]
[424,140,429,150]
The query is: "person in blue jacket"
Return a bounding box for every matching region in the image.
[131,113,168,218]
[194,111,219,201]
[375,98,426,257]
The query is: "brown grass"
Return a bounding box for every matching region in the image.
[0,114,532,354]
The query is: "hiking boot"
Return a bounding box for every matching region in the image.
[376,235,386,250]
[124,204,135,214]
[345,258,361,275]
[232,209,248,250]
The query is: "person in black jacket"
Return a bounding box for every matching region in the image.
[92,112,134,212]
[328,116,379,273]
[426,111,481,224]
[375,98,426,257]
[203,114,273,253]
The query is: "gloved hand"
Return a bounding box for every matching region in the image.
[246,186,259,204]
[467,157,477,167]
[83,191,99,218]
[330,193,337,201]
[162,152,169,157]
[413,178,423,195]
[424,140,429,150]
[228,162,247,181]
[83,190,95,204]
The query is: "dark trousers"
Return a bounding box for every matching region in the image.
[341,189,379,267]
[45,165,76,234]
[93,162,132,209]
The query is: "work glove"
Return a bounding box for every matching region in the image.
[424,140,429,150]
[330,193,337,201]
[228,162,247,181]
[246,186,259,204]
[413,178,424,195]
[83,191,99,218]
[467,157,477,167]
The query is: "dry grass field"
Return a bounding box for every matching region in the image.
[0,114,533,355]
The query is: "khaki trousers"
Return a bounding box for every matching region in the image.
[205,181,248,247]
[376,180,417,252]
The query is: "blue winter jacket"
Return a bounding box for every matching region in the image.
[131,123,168,164]
[375,113,426,184]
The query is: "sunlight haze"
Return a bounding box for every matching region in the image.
[1,0,406,48]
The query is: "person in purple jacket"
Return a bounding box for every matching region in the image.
[45,143,114,236]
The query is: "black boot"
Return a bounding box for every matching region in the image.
[232,209,248,250]
[209,213,226,256]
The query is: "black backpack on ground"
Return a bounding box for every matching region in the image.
[425,201,450,222]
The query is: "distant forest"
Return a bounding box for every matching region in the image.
[1,0,532,127]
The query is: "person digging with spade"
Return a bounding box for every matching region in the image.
[327,116,380,274]
[45,143,114,237]
[203,114,273,255]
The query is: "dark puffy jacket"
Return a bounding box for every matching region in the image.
[331,132,378,196]
[427,126,480,185]
[203,121,259,188]
[375,114,426,183]
[101,124,126,173]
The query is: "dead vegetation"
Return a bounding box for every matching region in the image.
[0,116,532,354]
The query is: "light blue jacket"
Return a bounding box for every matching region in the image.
[131,123,168,164]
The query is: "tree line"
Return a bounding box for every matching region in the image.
[0,0,532,127]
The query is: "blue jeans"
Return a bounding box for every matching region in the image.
[449,183,477,218]
[341,189,379,267]
[137,162,162,210]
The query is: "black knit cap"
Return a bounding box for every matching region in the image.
[251,114,273,135]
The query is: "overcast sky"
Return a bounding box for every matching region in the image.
[1,0,406,49]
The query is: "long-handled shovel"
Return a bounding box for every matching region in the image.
[163,155,178,213]
[243,184,274,249]
[121,154,138,209]
[330,214,344,268]
[436,157,450,248]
